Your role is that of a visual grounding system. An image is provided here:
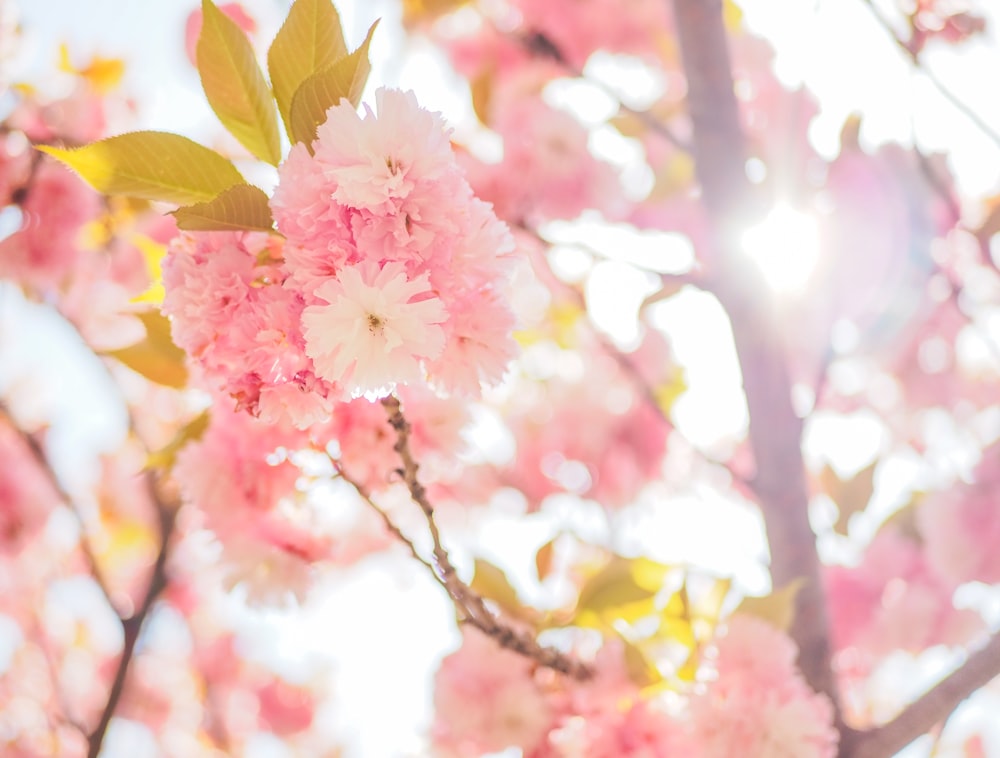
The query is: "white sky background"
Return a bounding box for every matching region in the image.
[3,0,1000,756]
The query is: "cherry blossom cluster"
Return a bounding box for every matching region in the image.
[432,616,838,757]
[163,88,518,429]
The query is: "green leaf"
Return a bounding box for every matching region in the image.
[470,559,536,624]
[659,588,696,649]
[37,133,244,205]
[288,20,378,148]
[574,556,670,624]
[107,311,187,388]
[618,634,663,688]
[820,460,878,536]
[268,0,347,139]
[197,0,281,166]
[675,651,699,682]
[146,411,210,470]
[736,578,806,632]
[534,538,555,582]
[172,183,275,232]
[878,495,924,543]
[469,68,493,124]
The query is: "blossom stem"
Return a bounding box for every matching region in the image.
[333,462,442,581]
[381,395,591,679]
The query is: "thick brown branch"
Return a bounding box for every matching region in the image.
[668,0,838,712]
[849,632,1000,758]
[380,396,591,679]
[87,479,177,758]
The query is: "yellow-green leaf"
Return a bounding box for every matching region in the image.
[146,411,210,470]
[618,635,663,688]
[470,559,534,623]
[820,460,877,536]
[268,0,347,139]
[197,0,281,166]
[653,367,687,417]
[736,578,806,632]
[675,651,699,682]
[130,233,167,305]
[469,69,493,124]
[106,311,187,388]
[535,538,555,582]
[661,614,697,649]
[575,556,669,622]
[402,0,472,26]
[288,20,378,148]
[172,183,275,232]
[37,132,244,205]
[649,152,696,201]
[878,495,924,543]
[630,557,673,589]
[658,587,697,649]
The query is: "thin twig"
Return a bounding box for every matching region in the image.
[513,29,691,152]
[380,395,591,679]
[332,462,442,581]
[0,402,114,604]
[27,612,89,738]
[87,479,177,758]
[858,0,1000,151]
[516,222,752,489]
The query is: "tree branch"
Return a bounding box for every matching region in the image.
[380,395,591,679]
[0,402,114,605]
[849,632,1000,758]
[510,29,691,152]
[668,0,839,713]
[858,0,1000,151]
[87,477,177,758]
[333,462,442,581]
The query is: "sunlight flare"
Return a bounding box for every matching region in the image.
[742,204,821,293]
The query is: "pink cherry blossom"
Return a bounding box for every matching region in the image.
[270,87,519,401]
[533,641,694,758]
[0,421,59,550]
[432,627,554,756]
[499,346,670,510]
[511,0,674,68]
[825,528,982,666]
[302,261,447,398]
[462,97,625,223]
[172,403,331,605]
[918,444,1000,585]
[162,230,336,427]
[425,287,517,395]
[8,84,108,145]
[0,159,102,292]
[690,615,838,758]
[313,88,456,214]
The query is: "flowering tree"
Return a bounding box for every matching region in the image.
[1,0,999,756]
